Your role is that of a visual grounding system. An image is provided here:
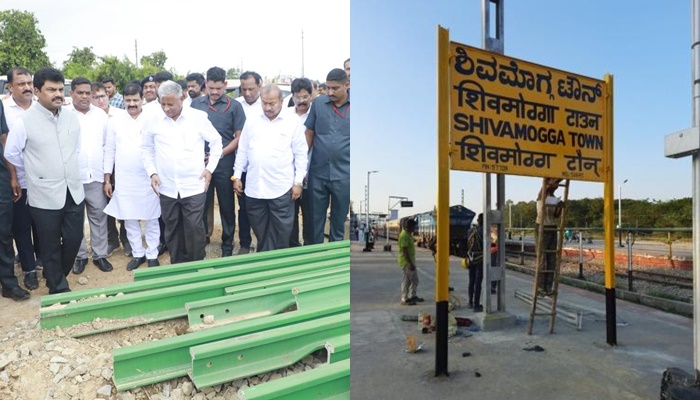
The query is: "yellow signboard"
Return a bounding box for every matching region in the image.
[449,42,608,182]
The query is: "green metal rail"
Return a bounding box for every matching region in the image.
[134,241,350,282]
[326,334,350,363]
[238,358,350,400]
[112,302,349,391]
[40,260,347,333]
[40,248,348,307]
[223,266,349,296]
[186,274,349,329]
[189,313,350,389]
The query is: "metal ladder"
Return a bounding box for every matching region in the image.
[527,178,570,335]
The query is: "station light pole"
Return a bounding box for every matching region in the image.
[618,179,628,247]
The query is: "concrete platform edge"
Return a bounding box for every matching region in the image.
[506,263,693,318]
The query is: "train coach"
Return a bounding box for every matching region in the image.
[378,205,476,257]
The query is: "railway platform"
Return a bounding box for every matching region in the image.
[350,241,694,399]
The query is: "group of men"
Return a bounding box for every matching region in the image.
[0,58,350,299]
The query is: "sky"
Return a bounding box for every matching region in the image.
[351,0,693,220]
[2,0,349,83]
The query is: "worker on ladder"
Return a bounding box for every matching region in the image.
[535,178,564,297]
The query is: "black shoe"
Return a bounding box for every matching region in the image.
[400,300,416,306]
[157,243,168,256]
[473,305,484,313]
[126,256,146,271]
[147,259,160,267]
[93,258,113,272]
[73,258,88,274]
[222,249,233,257]
[2,286,30,301]
[238,247,250,255]
[107,242,120,257]
[23,272,39,290]
[124,244,133,258]
[410,296,425,303]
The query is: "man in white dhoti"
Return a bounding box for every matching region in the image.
[103,83,161,270]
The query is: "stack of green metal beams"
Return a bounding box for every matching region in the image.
[39,241,350,398]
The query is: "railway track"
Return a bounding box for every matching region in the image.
[504,250,693,290]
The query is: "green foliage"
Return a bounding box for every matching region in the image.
[505,196,692,230]
[0,9,52,73]
[59,48,175,91]
[226,67,241,79]
[62,47,98,79]
[140,50,167,69]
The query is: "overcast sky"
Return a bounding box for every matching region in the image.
[3,0,349,82]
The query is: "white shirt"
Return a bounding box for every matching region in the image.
[236,96,263,120]
[107,106,127,120]
[141,106,222,199]
[103,112,160,220]
[233,111,308,199]
[66,103,108,184]
[3,96,33,188]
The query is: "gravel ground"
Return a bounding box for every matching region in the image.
[507,255,694,303]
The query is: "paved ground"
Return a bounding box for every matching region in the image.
[350,241,694,400]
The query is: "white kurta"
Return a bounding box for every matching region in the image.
[103,113,160,220]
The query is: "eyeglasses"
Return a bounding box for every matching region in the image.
[93,95,108,101]
[293,94,311,102]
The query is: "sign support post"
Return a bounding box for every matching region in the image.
[435,25,451,377]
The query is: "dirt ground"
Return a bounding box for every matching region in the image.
[0,205,271,399]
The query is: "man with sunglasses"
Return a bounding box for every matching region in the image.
[191,67,245,257]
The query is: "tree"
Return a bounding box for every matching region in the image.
[226,67,241,79]
[0,10,51,73]
[94,55,141,90]
[140,50,167,69]
[62,47,98,79]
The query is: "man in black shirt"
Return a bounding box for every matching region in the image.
[190,67,246,257]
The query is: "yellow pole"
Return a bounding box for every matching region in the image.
[603,73,617,345]
[435,25,450,376]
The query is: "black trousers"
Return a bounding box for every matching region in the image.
[29,190,84,294]
[468,261,483,307]
[11,189,37,272]
[289,188,312,247]
[246,190,294,252]
[237,172,252,249]
[107,216,128,248]
[160,192,206,264]
[203,156,236,253]
[0,183,20,290]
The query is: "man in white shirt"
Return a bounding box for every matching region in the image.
[2,67,40,291]
[4,68,85,294]
[233,84,308,252]
[91,82,132,257]
[67,77,113,274]
[142,80,222,264]
[103,83,161,270]
[234,70,264,254]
